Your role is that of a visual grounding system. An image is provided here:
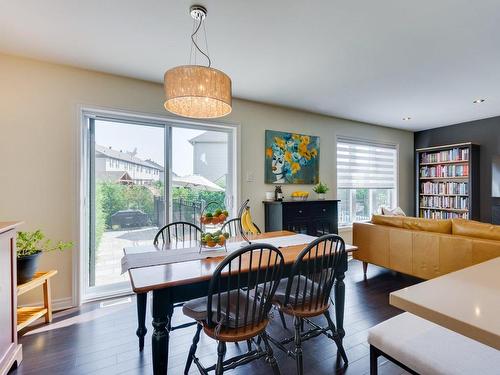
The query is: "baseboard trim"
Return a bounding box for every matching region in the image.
[19,297,74,312]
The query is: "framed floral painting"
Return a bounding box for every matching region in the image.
[265,130,320,184]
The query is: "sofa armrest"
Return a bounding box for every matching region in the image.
[352,222,390,267]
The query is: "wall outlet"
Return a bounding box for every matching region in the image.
[246,171,254,182]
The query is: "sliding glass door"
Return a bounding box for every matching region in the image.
[87,118,166,295]
[170,127,233,225]
[82,112,236,300]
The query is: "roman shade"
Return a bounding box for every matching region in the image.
[337,139,397,189]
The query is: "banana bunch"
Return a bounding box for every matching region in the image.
[241,207,259,234]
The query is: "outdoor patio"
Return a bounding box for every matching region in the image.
[95,227,158,286]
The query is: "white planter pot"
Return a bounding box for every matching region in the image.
[317,193,326,200]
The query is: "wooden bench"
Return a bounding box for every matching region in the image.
[17,270,57,331]
[368,312,500,375]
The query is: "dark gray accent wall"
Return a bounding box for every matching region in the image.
[415,116,500,223]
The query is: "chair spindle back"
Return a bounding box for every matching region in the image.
[153,221,202,246]
[206,244,284,330]
[284,234,345,312]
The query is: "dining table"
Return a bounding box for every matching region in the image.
[390,256,500,349]
[124,230,357,374]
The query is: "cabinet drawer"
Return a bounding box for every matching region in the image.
[312,203,335,218]
[283,204,310,219]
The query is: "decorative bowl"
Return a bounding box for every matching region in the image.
[291,196,308,201]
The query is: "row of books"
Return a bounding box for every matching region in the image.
[420,209,469,220]
[420,196,469,210]
[420,181,469,195]
[420,164,469,178]
[420,147,469,164]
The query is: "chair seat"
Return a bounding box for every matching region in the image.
[203,319,269,342]
[271,275,321,306]
[183,289,260,328]
[268,275,331,317]
[368,312,500,375]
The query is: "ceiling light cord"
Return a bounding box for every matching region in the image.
[191,17,211,67]
[189,19,196,65]
[202,20,211,65]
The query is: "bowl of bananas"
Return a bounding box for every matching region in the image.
[291,191,309,201]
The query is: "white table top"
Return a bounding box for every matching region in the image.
[390,257,500,349]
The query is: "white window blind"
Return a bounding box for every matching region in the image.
[337,139,397,189]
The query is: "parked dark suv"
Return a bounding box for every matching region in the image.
[110,209,150,229]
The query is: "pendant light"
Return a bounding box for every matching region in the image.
[164,5,232,119]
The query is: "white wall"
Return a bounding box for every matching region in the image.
[193,142,228,183]
[0,53,413,307]
[228,100,415,231]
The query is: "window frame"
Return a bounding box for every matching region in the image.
[77,106,240,304]
[336,136,399,228]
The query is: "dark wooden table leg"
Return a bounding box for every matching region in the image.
[152,289,173,374]
[334,252,348,339]
[136,292,148,351]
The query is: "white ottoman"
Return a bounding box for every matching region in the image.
[368,312,500,375]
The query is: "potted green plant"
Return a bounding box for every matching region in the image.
[313,182,329,200]
[16,230,73,284]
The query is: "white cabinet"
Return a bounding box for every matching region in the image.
[0,222,22,375]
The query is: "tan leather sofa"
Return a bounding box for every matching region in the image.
[353,215,500,279]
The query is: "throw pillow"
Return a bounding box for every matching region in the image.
[380,206,406,216]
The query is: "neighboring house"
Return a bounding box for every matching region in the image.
[95,170,134,185]
[188,131,228,186]
[95,145,163,185]
[143,159,165,184]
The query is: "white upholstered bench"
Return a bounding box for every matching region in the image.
[368,312,500,375]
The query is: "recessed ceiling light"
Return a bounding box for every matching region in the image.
[402,117,411,121]
[473,98,486,104]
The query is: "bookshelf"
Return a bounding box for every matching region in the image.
[416,142,479,220]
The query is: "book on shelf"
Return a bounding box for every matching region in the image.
[420,147,469,163]
[420,181,468,195]
[419,196,469,210]
[420,164,469,178]
[420,209,469,220]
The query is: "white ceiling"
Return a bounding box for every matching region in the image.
[1,0,499,131]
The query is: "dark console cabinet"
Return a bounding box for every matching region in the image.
[263,200,339,236]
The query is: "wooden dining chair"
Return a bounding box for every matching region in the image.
[220,217,265,351]
[152,221,203,332]
[182,243,285,375]
[266,234,349,374]
[153,221,202,246]
[221,218,261,238]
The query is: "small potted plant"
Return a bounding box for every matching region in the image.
[313,182,329,200]
[16,230,73,284]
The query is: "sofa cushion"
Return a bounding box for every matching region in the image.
[371,214,404,228]
[368,312,500,375]
[402,217,452,234]
[452,218,500,241]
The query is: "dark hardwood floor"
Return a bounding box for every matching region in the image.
[11,260,420,375]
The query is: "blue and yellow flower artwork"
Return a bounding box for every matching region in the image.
[265,130,320,184]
